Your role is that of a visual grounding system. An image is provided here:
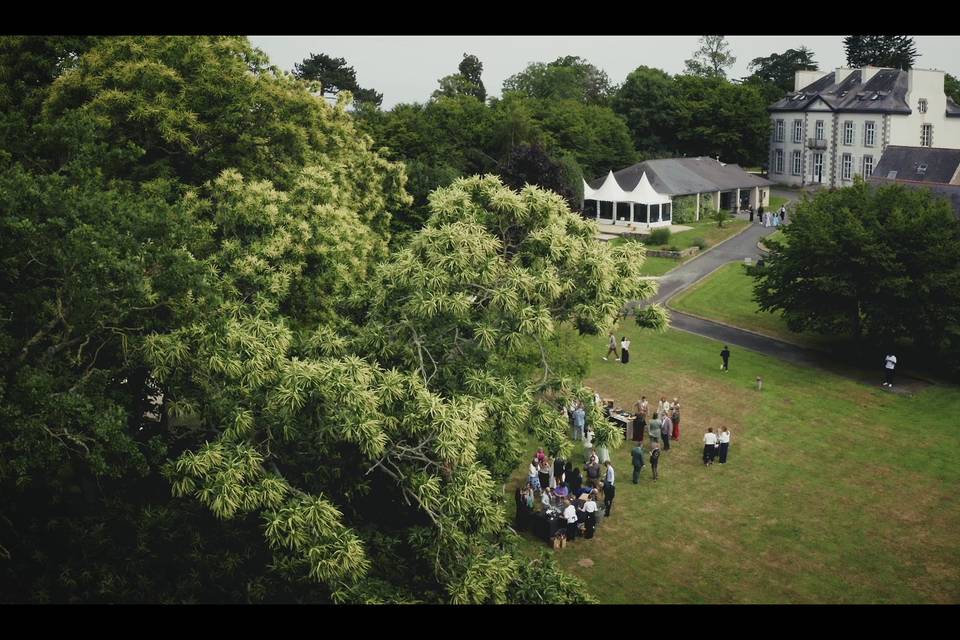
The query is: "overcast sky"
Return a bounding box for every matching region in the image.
[249,35,960,109]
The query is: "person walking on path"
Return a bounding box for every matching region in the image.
[633,396,649,442]
[703,428,718,466]
[602,461,616,517]
[660,411,672,452]
[631,442,645,484]
[883,353,897,388]
[749,205,755,223]
[757,204,764,226]
[718,427,731,464]
[620,336,631,364]
[648,412,662,448]
[603,333,619,361]
[670,399,681,441]
[720,345,731,372]
[779,204,786,223]
[650,442,661,481]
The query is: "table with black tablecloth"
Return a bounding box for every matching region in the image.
[530,510,565,543]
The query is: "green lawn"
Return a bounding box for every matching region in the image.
[670,262,828,348]
[769,195,789,211]
[611,221,750,277]
[507,325,960,603]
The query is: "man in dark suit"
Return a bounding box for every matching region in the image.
[631,442,645,484]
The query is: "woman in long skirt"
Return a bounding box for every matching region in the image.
[620,336,630,364]
[671,398,680,441]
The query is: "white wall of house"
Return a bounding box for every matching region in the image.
[890,69,960,149]
[834,113,885,186]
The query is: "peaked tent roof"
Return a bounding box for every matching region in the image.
[586,157,772,197]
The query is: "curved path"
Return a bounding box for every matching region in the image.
[635,188,929,392]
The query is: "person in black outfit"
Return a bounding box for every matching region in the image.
[650,442,661,481]
[568,465,583,496]
[720,345,730,372]
[553,456,565,485]
[749,205,755,223]
[602,461,615,517]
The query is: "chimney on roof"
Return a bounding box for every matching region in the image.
[835,68,855,85]
[861,66,884,83]
[794,69,828,92]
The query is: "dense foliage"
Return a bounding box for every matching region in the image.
[843,35,918,70]
[684,36,736,79]
[0,36,666,602]
[745,47,818,93]
[294,52,384,107]
[753,180,960,372]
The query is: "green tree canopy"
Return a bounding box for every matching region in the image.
[684,36,736,79]
[502,56,614,105]
[612,66,678,158]
[432,53,487,102]
[843,35,918,70]
[672,75,770,166]
[294,52,383,107]
[753,180,960,364]
[1,36,666,602]
[746,47,818,93]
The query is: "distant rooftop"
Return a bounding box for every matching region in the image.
[588,157,772,196]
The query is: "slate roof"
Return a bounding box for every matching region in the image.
[872,146,960,184]
[587,157,773,195]
[769,69,912,114]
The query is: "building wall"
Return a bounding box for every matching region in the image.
[769,68,960,189]
[890,69,960,149]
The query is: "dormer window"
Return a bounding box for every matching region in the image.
[917,163,928,176]
[840,91,848,98]
[918,98,928,113]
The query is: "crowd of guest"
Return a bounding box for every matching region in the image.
[518,388,734,548]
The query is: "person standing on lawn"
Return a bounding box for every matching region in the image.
[538,457,552,492]
[718,427,731,464]
[649,441,661,481]
[703,428,718,466]
[779,204,786,223]
[660,410,672,451]
[648,412,662,448]
[603,332,619,361]
[602,461,616,517]
[631,442,645,484]
[634,395,649,442]
[620,336,631,364]
[883,353,897,388]
[563,498,579,541]
[720,345,730,372]
[670,399,681,441]
[582,490,599,539]
[572,401,586,441]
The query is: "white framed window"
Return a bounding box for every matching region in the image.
[815,120,824,141]
[775,119,784,142]
[793,119,803,143]
[864,121,876,147]
[775,149,784,174]
[921,124,933,147]
[842,153,852,180]
[918,98,928,113]
[792,150,802,175]
[843,121,854,145]
[863,155,874,178]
